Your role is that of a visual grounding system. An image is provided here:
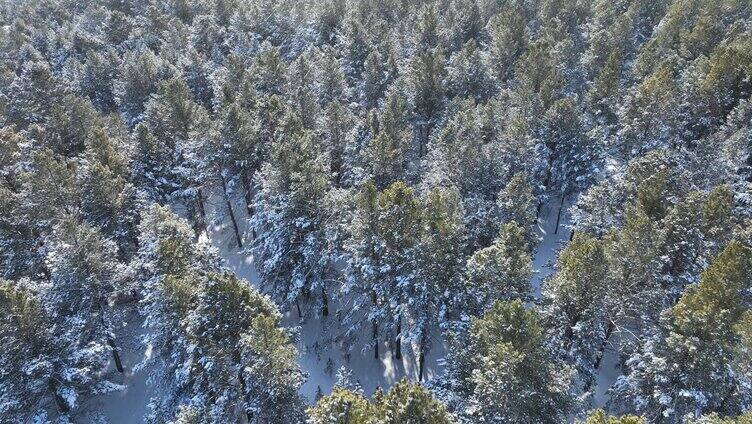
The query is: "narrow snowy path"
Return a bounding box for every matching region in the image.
[532,193,621,408]
[532,195,572,298]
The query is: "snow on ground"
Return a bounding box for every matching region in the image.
[81,313,154,424]
[86,191,618,422]
[201,194,444,401]
[593,341,621,407]
[531,194,572,299]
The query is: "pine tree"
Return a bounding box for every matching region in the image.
[137,205,305,423]
[685,412,752,424]
[362,48,397,110]
[250,114,336,318]
[587,49,622,122]
[410,186,465,381]
[308,378,452,424]
[513,39,564,114]
[541,97,600,194]
[602,204,666,335]
[0,279,117,421]
[337,10,370,84]
[315,46,348,108]
[615,62,681,157]
[378,379,453,424]
[580,409,645,424]
[287,51,319,129]
[485,1,528,83]
[320,100,355,186]
[307,387,372,424]
[202,101,262,247]
[114,48,172,125]
[613,240,752,422]
[732,311,752,397]
[496,172,538,249]
[250,41,288,96]
[342,180,384,358]
[421,100,506,249]
[21,148,80,231]
[462,300,574,423]
[366,89,411,189]
[141,76,211,234]
[542,233,610,398]
[0,127,38,278]
[81,127,140,255]
[410,47,445,156]
[4,61,64,130]
[43,93,102,157]
[465,222,532,313]
[343,181,420,359]
[446,40,492,102]
[44,217,127,373]
[374,181,421,360]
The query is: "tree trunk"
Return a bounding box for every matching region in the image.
[536,160,554,218]
[373,320,379,359]
[98,301,123,373]
[189,189,208,237]
[394,319,402,360]
[237,365,253,422]
[220,175,243,248]
[321,286,329,317]
[108,337,124,373]
[241,169,254,215]
[418,330,428,382]
[418,350,425,383]
[49,379,70,414]
[296,300,302,319]
[554,194,565,235]
[197,188,208,225]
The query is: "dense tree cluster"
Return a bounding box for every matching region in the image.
[1,0,751,422]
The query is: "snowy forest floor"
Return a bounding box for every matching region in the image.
[84,191,618,423]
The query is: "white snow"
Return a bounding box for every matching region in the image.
[531,195,573,299]
[79,313,154,424]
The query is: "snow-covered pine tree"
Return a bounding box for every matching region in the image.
[612,239,752,422]
[308,378,452,424]
[250,111,336,318]
[465,221,532,314]
[0,278,118,422]
[365,88,411,189]
[307,386,373,424]
[141,75,212,235]
[114,48,173,126]
[343,180,420,360]
[421,100,506,249]
[542,233,610,400]
[137,205,305,423]
[449,299,574,423]
[496,172,538,250]
[580,409,645,424]
[410,185,465,381]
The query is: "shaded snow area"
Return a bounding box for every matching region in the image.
[200,195,445,402]
[532,194,572,298]
[80,312,154,423]
[593,339,622,407]
[87,193,616,422]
